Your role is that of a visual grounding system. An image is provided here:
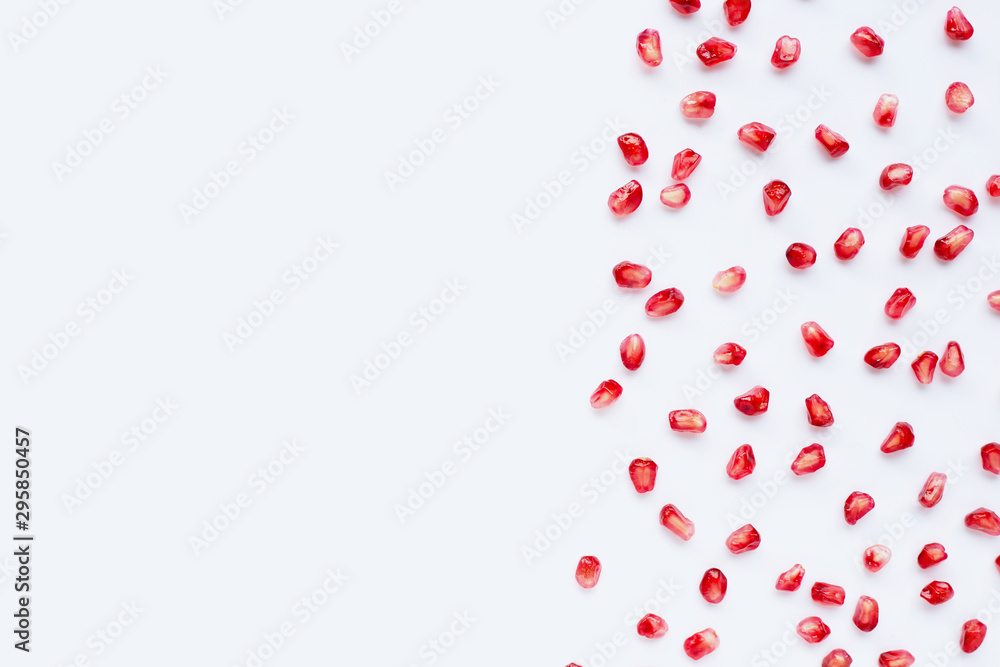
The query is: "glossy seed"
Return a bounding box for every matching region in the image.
[590,380,622,409]
[776,564,805,591]
[613,261,652,288]
[912,352,939,384]
[672,149,702,180]
[629,458,657,493]
[636,29,663,67]
[881,422,915,453]
[865,343,901,369]
[659,503,696,540]
[726,444,756,480]
[714,343,747,366]
[845,492,875,525]
[900,225,930,258]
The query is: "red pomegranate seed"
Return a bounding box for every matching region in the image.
[726,444,756,480]
[853,596,880,632]
[885,288,916,319]
[878,651,915,667]
[714,343,747,366]
[918,472,948,508]
[851,27,884,57]
[939,341,964,377]
[646,288,685,317]
[723,0,751,26]
[921,580,955,605]
[982,443,1000,474]
[613,261,652,289]
[636,29,663,67]
[946,7,974,40]
[713,266,746,293]
[912,352,938,384]
[733,385,769,416]
[796,616,831,643]
[660,184,691,209]
[791,444,826,475]
[801,322,834,357]
[811,582,846,606]
[822,649,854,667]
[946,82,974,113]
[918,543,948,569]
[934,225,974,260]
[786,243,817,269]
[669,0,701,14]
[575,555,601,588]
[874,94,899,128]
[699,568,728,603]
[628,457,657,493]
[617,133,649,166]
[738,122,776,152]
[863,545,891,572]
[590,380,622,409]
[900,225,930,258]
[834,227,865,260]
[771,36,801,69]
[960,619,987,653]
[763,180,791,216]
[680,91,716,119]
[990,291,1000,311]
[660,504,695,540]
[965,508,1000,536]
[881,422,915,453]
[725,524,761,554]
[696,38,737,67]
[996,555,1000,573]
[879,163,913,190]
[672,149,702,180]
[609,180,643,216]
[805,394,834,427]
[620,334,646,371]
[814,125,849,157]
[637,613,668,638]
[988,174,1000,197]
[775,564,805,591]
[865,343,901,369]
[943,185,978,215]
[669,409,706,433]
[845,492,875,525]
[683,629,719,660]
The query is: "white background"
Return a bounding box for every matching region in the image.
[2,0,1000,665]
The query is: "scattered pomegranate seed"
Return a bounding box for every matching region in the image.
[845,492,875,525]
[575,556,601,588]
[775,564,805,591]
[696,38,737,66]
[873,94,899,127]
[646,288,685,317]
[660,184,691,209]
[965,508,1000,536]
[669,409,707,433]
[918,472,948,508]
[881,422,915,453]
[763,180,791,216]
[738,122,776,152]
[865,343,901,369]
[669,0,701,14]
[801,322,835,357]
[680,91,716,119]
[726,444,756,480]
[878,650,915,667]
[982,443,1000,474]
[791,444,826,475]
[853,596,880,632]
[811,582,846,606]
[987,175,1000,197]
[771,36,801,69]
[613,262,652,289]
[619,334,645,371]
[939,341,964,377]
[946,7,974,40]
[636,29,663,67]
[996,556,1000,573]
[822,649,853,667]
[960,619,987,653]
[879,163,913,190]
[943,185,978,216]
[617,133,649,166]
[934,225,974,260]
[723,0,751,26]
[863,545,891,572]
[725,524,761,553]
[628,457,657,493]
[900,225,930,258]
[786,243,817,269]
[659,504,696,540]
[699,568,728,603]
[834,227,865,260]
[814,125,849,157]
[912,352,939,384]
[990,291,1000,311]
[713,266,746,293]
[714,343,747,366]
[733,385,770,416]
[805,394,834,427]
[921,580,955,605]
[796,616,831,644]
[608,180,643,216]
[637,613,668,638]
[590,380,622,409]
[946,82,974,113]
[851,27,885,57]
[683,628,719,660]
[918,543,948,569]
[885,288,917,319]
[672,149,702,180]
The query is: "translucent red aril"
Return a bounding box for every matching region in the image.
[918,472,947,508]
[815,125,849,157]
[900,225,930,258]
[834,228,865,260]
[672,149,702,180]
[772,36,801,69]
[946,82,974,113]
[853,596,880,632]
[801,322,834,357]
[590,380,623,409]
[575,556,601,588]
[714,343,747,366]
[636,29,663,67]
[646,288,685,317]
[637,613,667,638]
[960,620,987,653]
[609,180,642,216]
[681,91,716,119]
[618,133,649,166]
[874,94,899,128]
[943,185,978,215]
[865,343,901,369]
[660,184,691,209]
[613,261,652,289]
[659,504,695,540]
[786,243,817,269]
[699,568,728,603]
[878,651,915,667]
[918,543,948,569]
[776,564,805,591]
[851,27,884,57]
[822,649,854,667]
[921,581,955,605]
[696,38,737,66]
[934,225,974,260]
[763,180,791,216]
[628,458,657,493]
[881,422,914,453]
[946,7,974,40]
[811,583,846,606]
[982,443,1000,474]
[880,164,913,190]
[723,0,751,26]
[683,629,719,660]
[734,385,769,416]
[805,394,834,427]
[738,122,776,152]
[863,545,891,572]
[791,444,826,475]
[991,291,1000,311]
[620,334,645,371]
[885,288,916,319]
[726,524,761,554]
[726,444,756,480]
[965,508,1000,536]
[669,0,701,14]
[669,409,707,433]
[796,617,831,643]
[845,492,875,525]
[713,266,746,293]
[988,175,1000,197]
[912,352,938,384]
[939,341,964,377]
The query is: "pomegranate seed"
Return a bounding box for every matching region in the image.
[853,596,880,632]
[884,288,916,319]
[763,180,791,216]
[659,504,695,540]
[946,7,974,40]
[814,125,849,157]
[805,394,834,427]
[863,545,891,572]
[669,409,707,433]
[620,334,646,371]
[699,568,728,603]
[696,38,737,67]
[865,343,901,369]
[939,341,964,377]
[878,651,915,667]
[811,582,846,606]
[921,580,955,605]
[669,0,700,14]
[636,29,663,67]
[646,288,685,317]
[786,243,817,269]
[900,225,930,258]
[965,507,1000,536]
[946,82,974,113]
[771,36,801,69]
[801,322,834,357]
[987,174,1000,197]
[628,458,658,493]
[822,649,853,667]
[660,184,691,209]
[990,291,1000,311]
[733,385,769,416]
[672,149,702,180]
[713,266,746,293]
[982,443,1000,474]
[912,352,938,384]
[918,472,948,508]
[725,524,761,554]
[791,444,826,475]
[613,261,652,289]
[726,444,756,480]
[996,555,1000,574]
[590,380,622,409]
[714,343,747,366]
[617,133,649,166]
[943,185,978,216]
[934,225,974,260]
[879,163,913,190]
[851,27,884,57]
[834,227,865,260]
[680,91,716,119]
[918,543,948,569]
[683,629,719,660]
[723,0,751,26]
[845,492,875,525]
[738,122,776,152]
[637,613,668,638]
[775,564,805,591]
[960,619,987,653]
[608,180,643,216]
[575,556,601,588]
[874,94,899,128]
[796,616,831,644]
[881,422,915,453]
